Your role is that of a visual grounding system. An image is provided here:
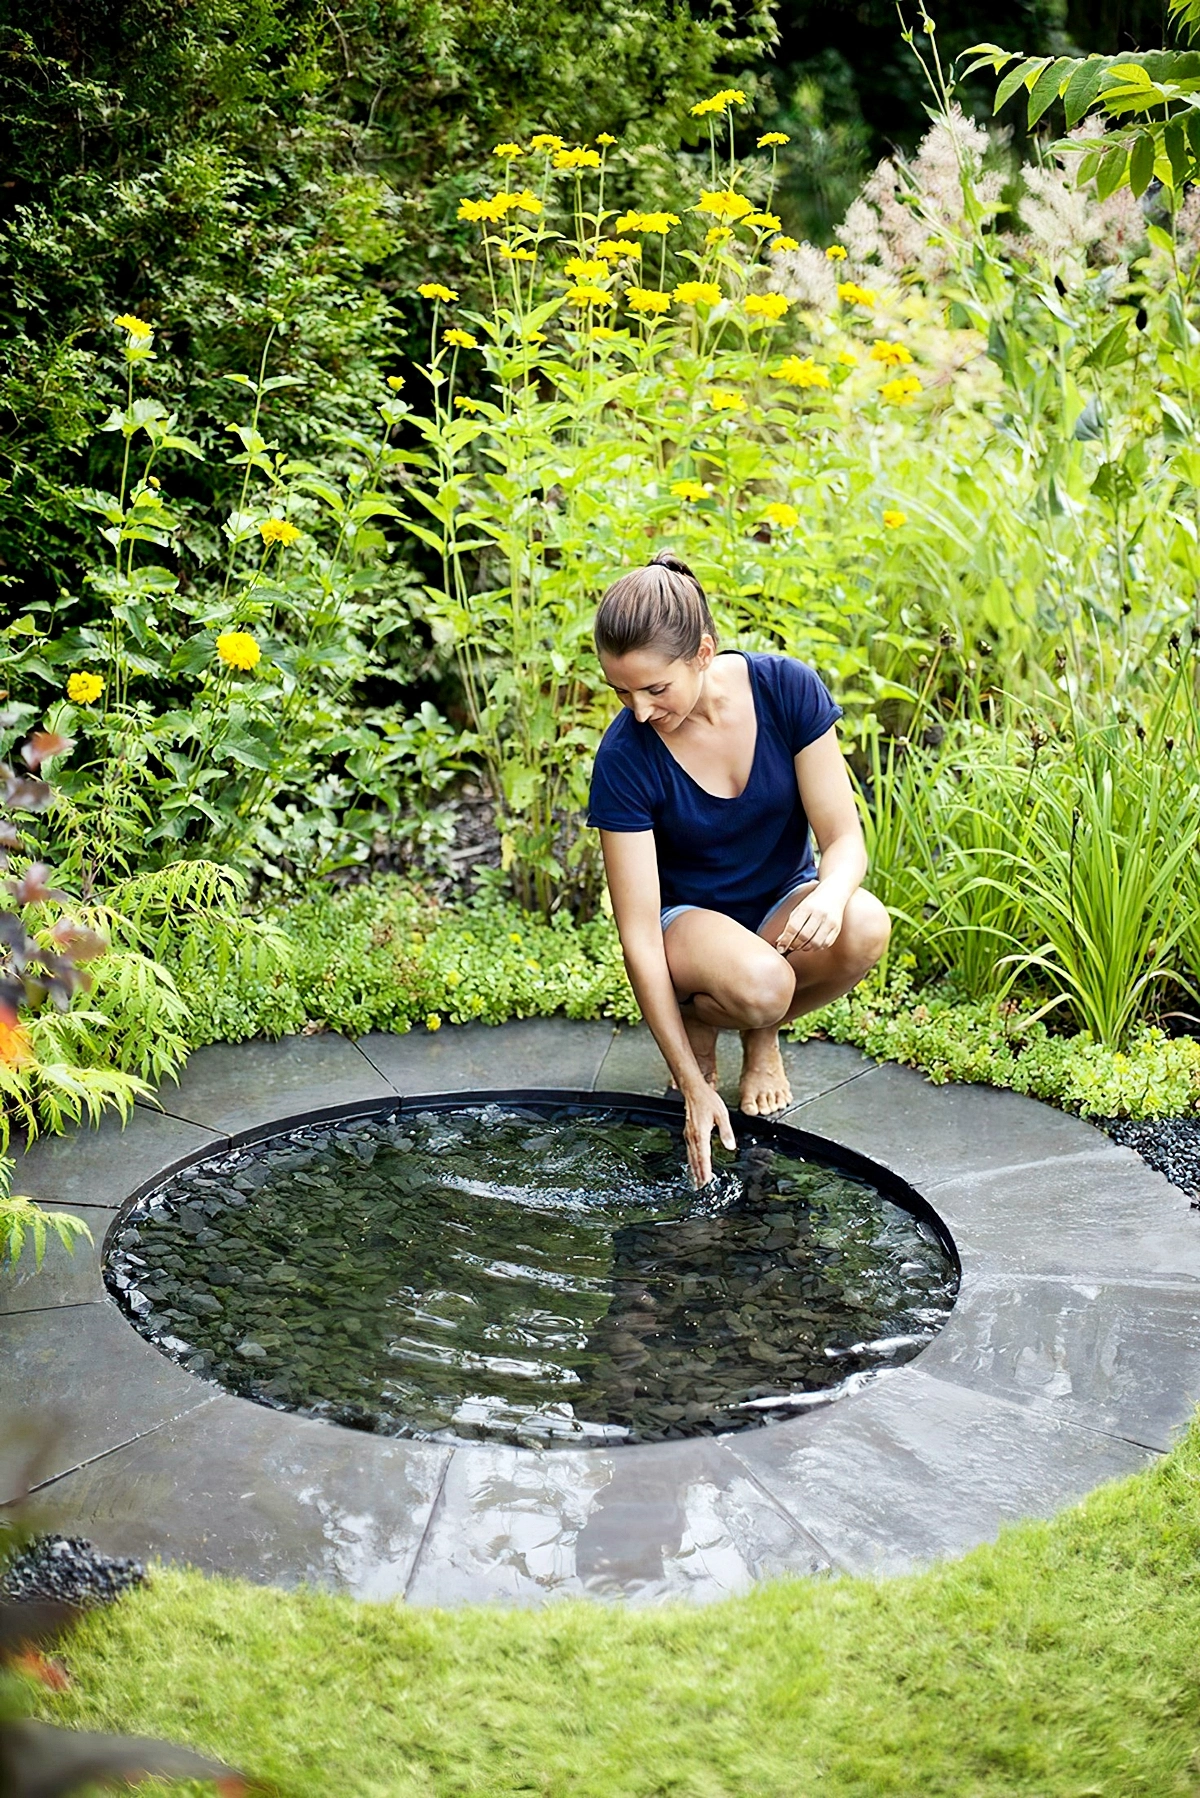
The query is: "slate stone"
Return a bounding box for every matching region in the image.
[357,1017,617,1097]
[0,1304,213,1505]
[403,1435,829,1608]
[789,1060,1117,1187]
[0,1206,112,1316]
[138,1036,395,1139]
[918,1272,1200,1450]
[596,1023,875,1113]
[724,1366,1153,1576]
[6,1110,224,1214]
[20,1395,452,1600]
[929,1150,1200,1283]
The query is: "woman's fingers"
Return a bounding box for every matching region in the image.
[684,1093,736,1187]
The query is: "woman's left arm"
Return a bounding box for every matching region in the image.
[775,726,867,953]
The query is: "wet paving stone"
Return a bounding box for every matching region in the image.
[0,1205,112,1315]
[358,1017,617,1097]
[19,1396,451,1599]
[138,1035,394,1139]
[404,1435,829,1607]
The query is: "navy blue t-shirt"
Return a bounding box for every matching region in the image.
[587,650,843,931]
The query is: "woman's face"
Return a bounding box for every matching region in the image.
[600,636,714,732]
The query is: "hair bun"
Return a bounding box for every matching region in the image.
[647,549,697,580]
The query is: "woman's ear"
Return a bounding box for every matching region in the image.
[693,633,717,672]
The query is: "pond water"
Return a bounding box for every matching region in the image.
[106,1102,958,1448]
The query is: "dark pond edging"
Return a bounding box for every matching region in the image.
[2,1020,1200,1608]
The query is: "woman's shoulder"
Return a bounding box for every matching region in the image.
[741,649,842,745]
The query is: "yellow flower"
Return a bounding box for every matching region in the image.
[499,244,537,261]
[825,244,849,261]
[773,355,831,389]
[745,292,790,320]
[454,395,483,412]
[564,257,609,281]
[492,142,524,157]
[113,313,152,338]
[509,931,522,943]
[672,280,721,306]
[614,210,679,234]
[445,968,462,985]
[758,131,790,147]
[741,212,782,232]
[691,88,747,116]
[553,146,601,170]
[530,133,564,152]
[215,630,262,671]
[880,374,922,405]
[838,280,876,307]
[457,194,515,223]
[626,286,672,314]
[697,189,753,222]
[763,501,800,529]
[418,282,459,302]
[386,374,406,390]
[259,517,302,547]
[705,225,733,247]
[66,671,104,705]
[836,348,858,366]
[870,339,913,367]
[566,283,613,307]
[425,1012,443,1031]
[596,238,640,260]
[707,387,746,412]
[671,479,707,502]
[596,132,617,147]
[770,235,800,253]
[882,509,907,528]
[512,189,544,215]
[444,328,479,349]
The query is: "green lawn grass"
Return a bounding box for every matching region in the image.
[29,1418,1200,1797]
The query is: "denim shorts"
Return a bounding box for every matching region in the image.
[660,876,817,939]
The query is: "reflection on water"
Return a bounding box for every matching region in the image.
[107,1104,957,1447]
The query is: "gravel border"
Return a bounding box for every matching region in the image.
[1100,1118,1200,1206]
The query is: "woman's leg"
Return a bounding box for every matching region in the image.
[663,909,797,1110]
[735,883,892,1116]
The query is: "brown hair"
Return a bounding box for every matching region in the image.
[593,551,718,662]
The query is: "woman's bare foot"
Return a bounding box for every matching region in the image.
[670,1014,719,1090]
[738,1027,792,1116]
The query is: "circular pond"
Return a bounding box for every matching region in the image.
[105,1097,958,1448]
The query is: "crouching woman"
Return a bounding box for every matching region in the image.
[588,550,891,1186]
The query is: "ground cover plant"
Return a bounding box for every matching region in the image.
[17,1413,1200,1796]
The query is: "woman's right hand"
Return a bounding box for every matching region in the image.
[682,1082,737,1188]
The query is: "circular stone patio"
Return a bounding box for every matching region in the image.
[3,1019,1200,1609]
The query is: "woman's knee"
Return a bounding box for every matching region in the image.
[733,952,796,1028]
[842,890,891,971]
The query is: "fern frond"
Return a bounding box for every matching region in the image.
[0,1193,93,1269]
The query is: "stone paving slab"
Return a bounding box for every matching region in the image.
[135,1035,395,1139]
[358,1017,616,1096]
[596,1023,874,1110]
[790,1060,1118,1186]
[19,1397,452,1600]
[724,1367,1153,1577]
[403,1434,829,1608]
[8,1109,225,1213]
[0,1304,213,1505]
[0,1206,111,1316]
[924,1153,1200,1284]
[916,1272,1200,1452]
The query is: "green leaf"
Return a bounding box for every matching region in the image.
[1081,318,1132,369]
[1164,119,1190,187]
[1063,56,1115,127]
[1028,57,1077,126]
[1096,142,1129,199]
[994,56,1053,114]
[1129,131,1157,195]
